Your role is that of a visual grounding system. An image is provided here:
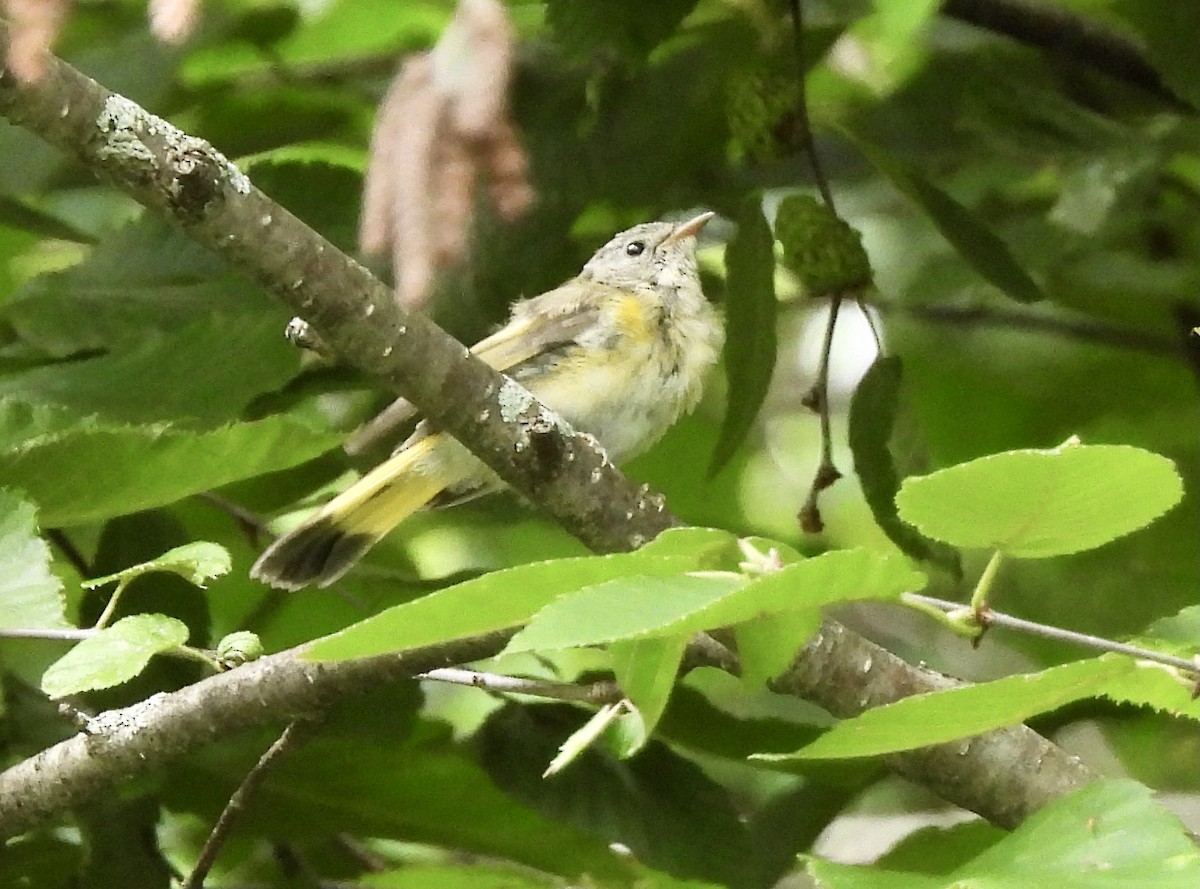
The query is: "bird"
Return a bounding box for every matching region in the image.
[251,212,724,590]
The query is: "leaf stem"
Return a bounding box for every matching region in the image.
[92,578,130,630]
[969,549,1004,612]
[904,593,1200,675]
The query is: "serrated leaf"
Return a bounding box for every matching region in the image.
[83,542,232,590]
[0,413,341,527]
[0,490,67,630]
[805,780,1200,889]
[4,216,268,356]
[1135,605,1200,659]
[1099,661,1200,721]
[710,197,776,475]
[843,130,1044,304]
[895,441,1183,557]
[684,549,926,639]
[848,355,960,574]
[609,634,689,749]
[304,553,706,662]
[635,526,742,568]
[0,314,301,425]
[506,549,924,656]
[504,573,744,654]
[757,655,1134,762]
[734,611,825,689]
[41,614,189,699]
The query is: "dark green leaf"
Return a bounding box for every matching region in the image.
[710,196,777,476]
[0,314,301,425]
[844,130,1045,303]
[0,412,341,526]
[847,355,960,575]
[479,704,756,887]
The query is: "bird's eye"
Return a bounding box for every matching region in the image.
[624,240,646,257]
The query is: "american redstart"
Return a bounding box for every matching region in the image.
[251,212,723,589]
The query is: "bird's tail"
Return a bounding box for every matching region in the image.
[250,435,460,590]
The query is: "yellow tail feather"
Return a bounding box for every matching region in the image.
[250,435,463,590]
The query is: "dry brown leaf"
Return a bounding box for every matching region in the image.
[4,0,70,82]
[358,0,532,311]
[148,0,200,45]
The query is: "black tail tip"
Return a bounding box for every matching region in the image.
[250,518,377,591]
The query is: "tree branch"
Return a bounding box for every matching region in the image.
[0,631,516,839]
[0,17,671,556]
[0,618,1095,839]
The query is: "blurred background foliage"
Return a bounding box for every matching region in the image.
[0,0,1197,886]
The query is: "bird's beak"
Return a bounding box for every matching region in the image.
[662,211,715,246]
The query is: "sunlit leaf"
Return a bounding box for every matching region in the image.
[896,440,1183,557]
[41,614,189,699]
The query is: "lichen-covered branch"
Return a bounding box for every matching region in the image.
[0,17,673,556]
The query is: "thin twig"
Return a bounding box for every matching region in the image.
[798,295,844,533]
[0,627,95,641]
[904,593,1200,675]
[873,299,1182,357]
[788,0,847,534]
[418,668,622,705]
[786,0,836,212]
[183,719,321,889]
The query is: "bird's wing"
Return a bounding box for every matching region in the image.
[344,282,599,456]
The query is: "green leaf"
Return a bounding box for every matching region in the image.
[685,549,925,641]
[1099,660,1200,722]
[41,614,190,699]
[757,655,1135,762]
[0,412,341,527]
[734,611,826,689]
[504,573,744,654]
[479,705,757,887]
[895,440,1184,557]
[1113,3,1200,108]
[546,0,700,59]
[0,490,67,630]
[635,526,742,568]
[847,356,961,575]
[3,216,272,356]
[710,196,777,475]
[0,314,301,425]
[774,193,873,296]
[351,863,558,889]
[304,553,706,662]
[609,633,689,749]
[805,780,1200,889]
[83,542,231,590]
[725,550,926,685]
[168,723,631,882]
[506,549,923,656]
[843,130,1045,304]
[960,780,1200,888]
